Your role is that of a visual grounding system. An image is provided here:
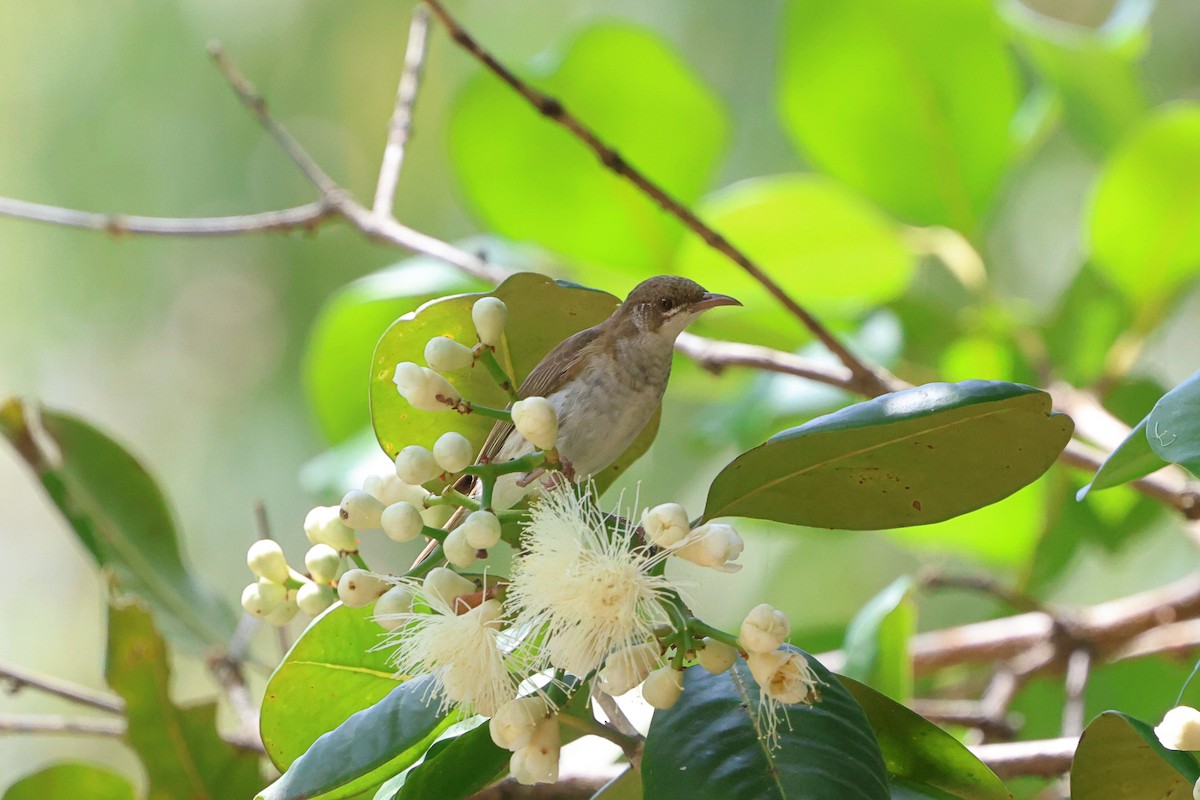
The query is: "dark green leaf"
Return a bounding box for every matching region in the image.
[1146,369,1200,478]
[1076,415,1166,500]
[105,601,263,800]
[841,577,916,702]
[0,399,234,647]
[642,650,889,800]
[1070,711,1200,798]
[779,0,1020,233]
[591,768,642,800]
[389,722,509,800]
[703,381,1073,530]
[840,676,1011,800]
[450,23,726,270]
[2,763,135,800]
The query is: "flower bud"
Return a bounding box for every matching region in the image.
[461,510,502,550]
[247,539,290,585]
[241,579,285,618]
[1156,706,1200,751]
[392,361,425,395]
[697,638,738,675]
[747,649,817,705]
[739,603,790,653]
[490,695,549,751]
[642,503,690,548]
[509,715,559,786]
[340,490,385,530]
[472,297,508,347]
[511,397,558,451]
[443,528,478,569]
[363,472,429,507]
[642,666,684,709]
[395,445,439,485]
[423,567,477,609]
[394,364,461,412]
[422,504,453,529]
[433,432,474,474]
[374,585,416,630]
[263,593,299,627]
[381,501,424,543]
[337,569,391,608]
[596,642,659,696]
[304,506,358,552]
[1194,776,1200,800]
[297,581,337,617]
[304,544,341,584]
[425,336,475,373]
[674,523,744,573]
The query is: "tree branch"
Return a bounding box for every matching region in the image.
[374,5,431,216]
[0,712,125,738]
[0,662,124,714]
[971,737,1078,779]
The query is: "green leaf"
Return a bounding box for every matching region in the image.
[388,722,509,800]
[1146,369,1200,478]
[260,604,403,771]
[1070,711,1200,798]
[0,399,234,647]
[450,23,726,270]
[703,381,1074,530]
[259,678,450,800]
[1076,415,1166,500]
[1088,104,1200,310]
[1042,264,1134,387]
[105,601,263,800]
[642,650,889,800]
[841,577,916,702]
[778,0,1020,233]
[591,768,642,800]
[670,174,914,346]
[840,677,1011,800]
[2,763,136,800]
[370,272,658,491]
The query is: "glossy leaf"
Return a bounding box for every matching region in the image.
[450,23,726,270]
[0,399,234,646]
[387,722,508,800]
[703,381,1074,530]
[105,602,263,800]
[779,0,1020,233]
[2,763,135,800]
[671,174,914,346]
[1070,711,1200,798]
[1146,369,1200,478]
[841,577,915,702]
[1088,104,1200,308]
[260,604,403,771]
[1076,415,1165,500]
[840,677,1011,800]
[642,649,889,800]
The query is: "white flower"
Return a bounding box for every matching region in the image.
[745,648,821,750]
[247,540,290,585]
[380,595,517,716]
[1156,706,1200,751]
[393,362,461,412]
[490,695,549,751]
[596,642,660,696]
[462,510,502,550]
[339,490,385,530]
[443,528,479,569]
[422,567,477,610]
[472,297,508,347]
[297,581,336,617]
[395,445,439,485]
[673,523,744,573]
[739,603,790,654]
[304,544,341,584]
[641,503,690,548]
[510,715,559,786]
[697,638,738,675]
[381,502,425,543]
[425,336,475,373]
[433,432,475,474]
[241,579,285,618]
[337,569,391,608]
[511,397,559,451]
[362,472,429,507]
[507,485,677,677]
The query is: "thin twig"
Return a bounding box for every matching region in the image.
[971,736,1078,779]
[0,712,125,737]
[208,654,262,750]
[0,662,124,714]
[909,699,1019,740]
[1061,648,1092,738]
[374,5,431,216]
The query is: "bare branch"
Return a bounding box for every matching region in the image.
[208,654,261,750]
[374,5,432,216]
[971,736,1078,779]
[674,332,860,392]
[1061,648,1092,738]
[0,712,125,737]
[0,662,123,714]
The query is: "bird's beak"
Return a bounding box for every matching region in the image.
[692,292,742,312]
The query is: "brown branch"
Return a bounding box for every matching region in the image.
[1061,649,1092,738]
[374,5,431,216]
[467,776,610,800]
[971,737,1078,779]
[0,712,125,737]
[0,662,124,714]
[909,698,1019,740]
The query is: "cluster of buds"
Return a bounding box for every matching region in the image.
[642,503,745,572]
[240,538,339,626]
[489,695,561,785]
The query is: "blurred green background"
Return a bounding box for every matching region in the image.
[3,0,1200,793]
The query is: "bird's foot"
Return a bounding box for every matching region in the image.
[516,467,547,488]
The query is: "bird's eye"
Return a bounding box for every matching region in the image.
[658,297,673,311]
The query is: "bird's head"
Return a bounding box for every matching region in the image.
[617,275,741,339]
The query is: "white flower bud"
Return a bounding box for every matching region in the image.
[642,503,691,548]
[642,666,684,709]
[443,528,478,569]
[422,567,477,609]
[674,523,744,573]
[490,695,548,751]
[263,593,299,627]
[340,490,385,530]
[472,297,508,347]
[374,585,416,631]
[697,638,738,675]
[433,432,474,474]
[304,506,358,551]
[392,361,425,395]
[381,502,424,543]
[362,472,429,507]
[304,544,341,584]
[241,579,285,618]
[395,365,461,412]
[509,715,559,786]
[394,445,439,485]
[422,504,453,529]
[1156,706,1200,751]
[336,569,391,608]
[461,510,502,550]
[425,336,475,373]
[247,539,290,585]
[596,642,660,696]
[297,581,337,617]
[747,649,817,705]
[1194,776,1200,800]
[511,397,558,451]
[740,603,790,653]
